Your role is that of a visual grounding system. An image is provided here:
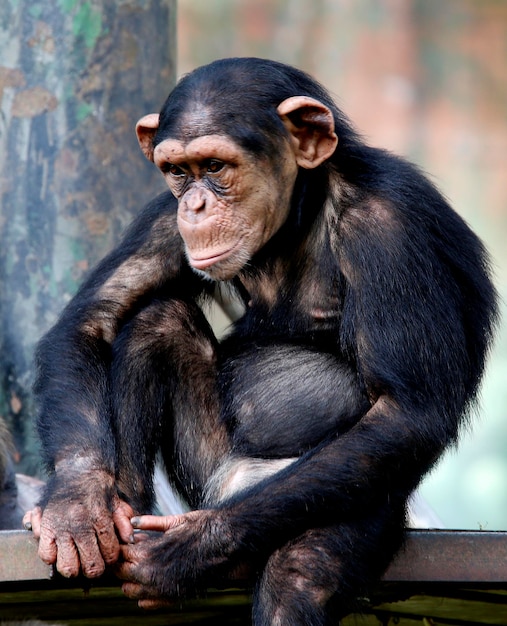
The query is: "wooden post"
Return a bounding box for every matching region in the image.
[0,0,176,474]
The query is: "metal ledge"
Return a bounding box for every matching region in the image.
[0,530,506,624]
[2,529,507,585]
[385,530,507,583]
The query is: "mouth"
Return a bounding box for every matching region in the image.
[187,238,244,271]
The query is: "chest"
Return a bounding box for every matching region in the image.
[234,238,344,338]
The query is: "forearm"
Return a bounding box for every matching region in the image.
[34,201,183,471]
[223,401,448,556]
[35,324,117,473]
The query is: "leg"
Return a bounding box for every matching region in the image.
[110,298,230,511]
[253,500,406,625]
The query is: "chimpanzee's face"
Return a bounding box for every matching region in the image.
[153,131,298,280]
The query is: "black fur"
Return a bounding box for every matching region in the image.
[35,58,498,624]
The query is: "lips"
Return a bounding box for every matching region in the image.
[187,238,243,271]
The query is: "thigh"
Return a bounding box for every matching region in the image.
[218,341,369,458]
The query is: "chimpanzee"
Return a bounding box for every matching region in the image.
[25,58,497,624]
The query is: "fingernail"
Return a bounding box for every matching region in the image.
[131,516,140,527]
[24,521,32,531]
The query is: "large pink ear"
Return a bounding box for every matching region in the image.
[277,96,338,169]
[135,113,160,162]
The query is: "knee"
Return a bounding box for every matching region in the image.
[116,298,216,362]
[254,541,336,626]
[269,542,336,602]
[132,299,203,336]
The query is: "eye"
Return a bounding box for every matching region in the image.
[206,159,225,174]
[162,163,186,177]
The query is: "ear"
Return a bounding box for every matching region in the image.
[277,96,338,169]
[135,113,160,162]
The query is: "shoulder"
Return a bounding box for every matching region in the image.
[121,191,180,251]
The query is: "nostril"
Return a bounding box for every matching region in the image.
[180,190,210,225]
[185,188,206,213]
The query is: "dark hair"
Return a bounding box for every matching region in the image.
[155,57,358,158]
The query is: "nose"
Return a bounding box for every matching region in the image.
[180,187,207,223]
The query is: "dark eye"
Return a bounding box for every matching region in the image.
[206,160,224,174]
[163,163,186,177]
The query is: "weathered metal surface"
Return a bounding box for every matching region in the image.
[385,530,507,583]
[0,530,507,623]
[1,529,507,585]
[0,530,51,582]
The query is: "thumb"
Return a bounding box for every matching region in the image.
[112,499,135,544]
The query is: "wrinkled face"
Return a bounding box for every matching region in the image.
[153,134,299,280]
[137,95,337,280]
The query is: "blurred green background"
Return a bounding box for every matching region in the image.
[177,0,507,530]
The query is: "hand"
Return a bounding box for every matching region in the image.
[117,517,182,610]
[24,471,135,578]
[115,510,234,607]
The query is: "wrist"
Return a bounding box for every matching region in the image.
[54,454,113,475]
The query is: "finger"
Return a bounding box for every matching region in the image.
[23,507,42,536]
[131,514,185,532]
[115,559,140,583]
[132,531,153,544]
[37,524,57,565]
[22,510,32,531]
[113,500,135,544]
[118,542,145,567]
[122,581,146,599]
[122,581,172,607]
[75,535,106,578]
[55,533,81,578]
[94,516,121,566]
[116,545,155,586]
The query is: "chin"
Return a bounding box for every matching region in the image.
[190,266,217,282]
[195,263,242,282]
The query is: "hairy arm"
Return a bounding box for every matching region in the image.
[36,192,191,467]
[29,191,205,576]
